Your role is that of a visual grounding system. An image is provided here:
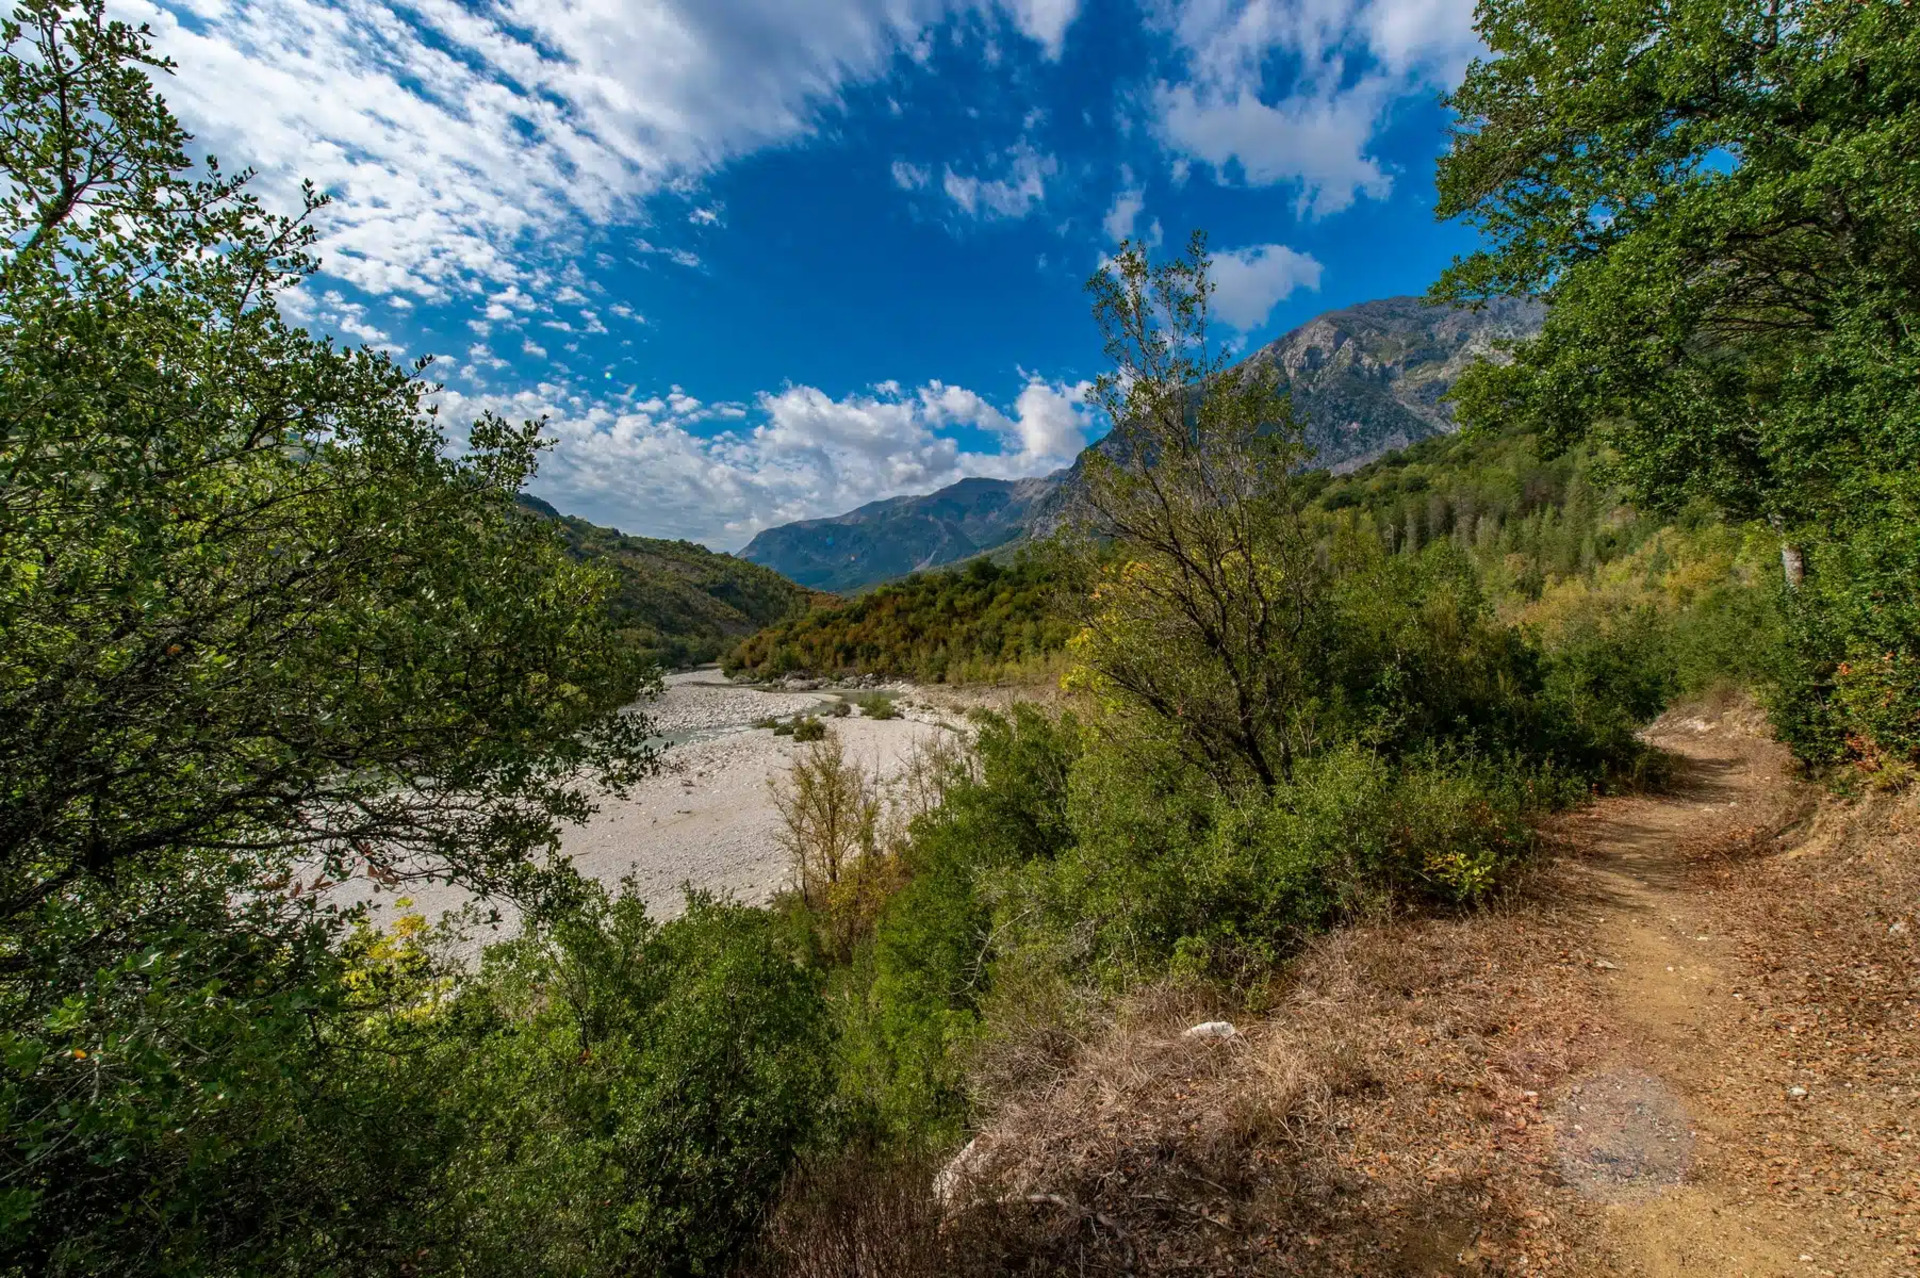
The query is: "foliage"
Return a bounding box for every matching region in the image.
[1068,232,1324,790]
[852,693,897,720]
[526,497,822,669]
[0,4,657,1270]
[772,732,887,956]
[429,889,830,1277]
[790,716,829,742]
[725,554,1072,685]
[1434,0,1920,765]
[830,707,1077,1141]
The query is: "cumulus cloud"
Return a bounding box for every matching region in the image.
[1148,0,1479,217]
[1000,0,1081,58]
[440,372,1094,546]
[1103,186,1146,242]
[1208,243,1324,330]
[941,143,1058,221]
[128,0,1086,310]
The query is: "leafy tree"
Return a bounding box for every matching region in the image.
[0,1,657,1266]
[1435,0,1920,762]
[1069,232,1325,790]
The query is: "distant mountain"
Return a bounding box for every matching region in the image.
[734,474,1064,595]
[738,295,1544,591]
[519,496,823,667]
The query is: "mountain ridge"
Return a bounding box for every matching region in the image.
[738,294,1544,591]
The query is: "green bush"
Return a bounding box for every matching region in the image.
[435,889,830,1276]
[792,716,828,742]
[854,694,898,720]
[832,708,1080,1140]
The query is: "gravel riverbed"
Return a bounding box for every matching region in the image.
[344,669,952,950]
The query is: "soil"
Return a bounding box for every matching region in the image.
[1543,709,1917,1276]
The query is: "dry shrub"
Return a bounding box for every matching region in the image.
[754,1148,949,1278]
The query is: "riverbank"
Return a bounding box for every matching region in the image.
[346,669,957,947]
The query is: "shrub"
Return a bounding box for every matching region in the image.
[828,699,852,718]
[435,889,831,1276]
[854,694,898,721]
[792,716,829,742]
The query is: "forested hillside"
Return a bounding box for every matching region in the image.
[728,425,1779,692]
[519,496,823,667]
[724,554,1071,683]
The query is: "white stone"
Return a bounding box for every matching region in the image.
[1182,1020,1239,1040]
[933,1136,987,1207]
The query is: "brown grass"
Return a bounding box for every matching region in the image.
[759,866,1625,1277]
[1680,785,1920,1272]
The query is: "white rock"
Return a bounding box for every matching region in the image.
[1183,1021,1239,1040]
[1593,959,1619,970]
[1787,1086,1808,1098]
[933,1137,987,1207]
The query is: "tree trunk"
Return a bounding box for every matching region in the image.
[1768,514,1805,590]
[1779,542,1805,590]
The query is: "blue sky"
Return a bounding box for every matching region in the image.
[129,0,1485,549]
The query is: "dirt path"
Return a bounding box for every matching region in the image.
[1549,714,1917,1277]
[1547,720,1810,1274]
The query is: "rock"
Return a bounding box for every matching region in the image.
[1183,1021,1239,1041]
[1593,959,1619,970]
[1890,920,1909,936]
[933,1136,988,1207]
[1787,1085,1808,1098]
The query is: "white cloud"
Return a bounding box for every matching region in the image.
[1208,243,1324,331]
[522,338,549,358]
[1103,186,1145,243]
[891,159,932,190]
[127,0,1085,309]
[281,286,393,347]
[941,143,1057,221]
[441,372,1093,546]
[635,238,704,270]
[1148,0,1479,217]
[1001,0,1081,59]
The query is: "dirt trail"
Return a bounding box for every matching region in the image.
[1550,714,1917,1277]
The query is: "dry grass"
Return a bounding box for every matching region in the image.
[762,871,1624,1277]
[1680,785,1920,1272]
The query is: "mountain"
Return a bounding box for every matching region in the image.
[737,295,1544,592]
[733,474,1064,595]
[520,495,823,667]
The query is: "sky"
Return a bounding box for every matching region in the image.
[127,0,1488,550]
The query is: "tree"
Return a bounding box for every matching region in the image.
[0,1,659,1265]
[1434,0,1920,763]
[1067,232,1326,790]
